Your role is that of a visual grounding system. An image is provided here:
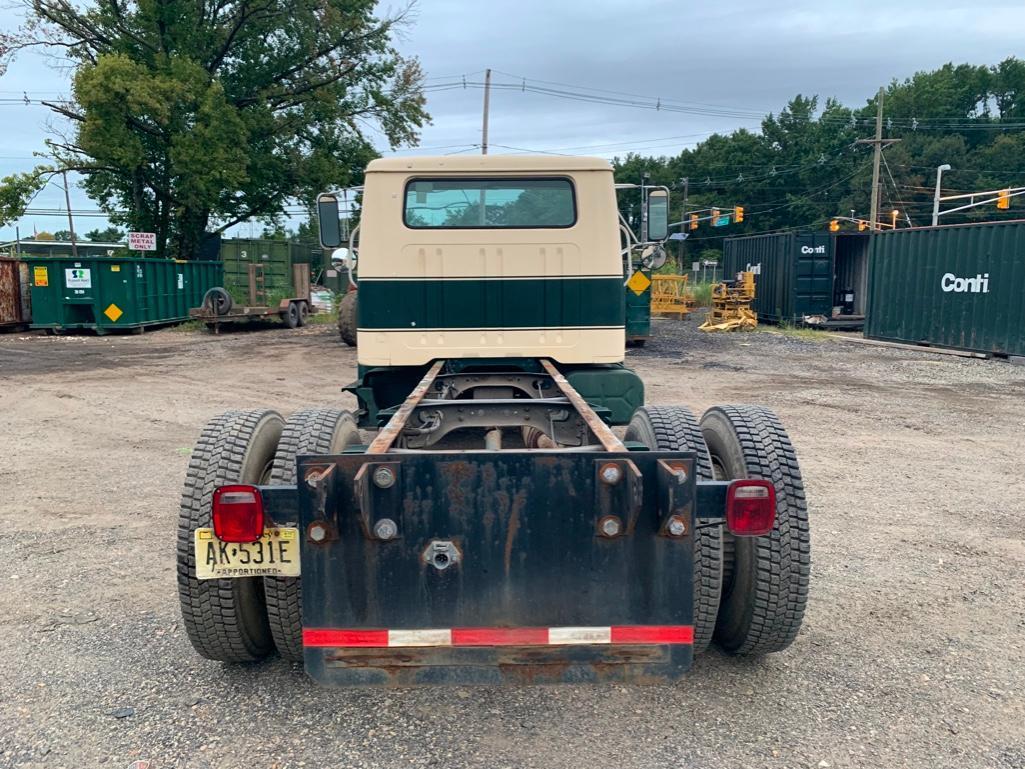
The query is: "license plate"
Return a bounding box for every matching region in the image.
[193,528,300,580]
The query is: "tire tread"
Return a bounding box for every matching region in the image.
[177,410,281,662]
[625,405,721,654]
[264,408,359,661]
[704,405,810,655]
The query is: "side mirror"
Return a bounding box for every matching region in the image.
[641,244,668,271]
[646,188,669,242]
[317,193,342,249]
[643,188,668,241]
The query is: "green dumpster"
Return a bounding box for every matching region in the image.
[625,266,652,345]
[25,257,222,334]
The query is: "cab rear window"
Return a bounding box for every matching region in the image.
[404,177,576,229]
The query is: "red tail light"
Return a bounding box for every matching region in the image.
[726,480,776,536]
[212,485,264,543]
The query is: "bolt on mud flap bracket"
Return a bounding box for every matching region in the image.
[594,459,643,538]
[656,459,694,537]
[355,461,403,541]
[303,463,339,543]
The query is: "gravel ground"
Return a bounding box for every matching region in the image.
[1,317,1023,769]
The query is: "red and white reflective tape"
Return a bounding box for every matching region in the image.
[303,625,693,648]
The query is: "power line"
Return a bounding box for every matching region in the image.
[490,69,771,116]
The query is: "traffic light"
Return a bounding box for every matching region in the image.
[829,219,840,232]
[857,219,868,232]
[689,213,699,231]
[710,207,720,222]
[997,189,1010,210]
[734,206,744,223]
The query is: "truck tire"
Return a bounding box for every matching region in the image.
[296,301,309,327]
[284,301,300,329]
[624,405,721,654]
[177,410,284,662]
[700,406,810,656]
[338,291,357,347]
[264,408,361,661]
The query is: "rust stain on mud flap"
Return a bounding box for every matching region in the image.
[298,450,697,685]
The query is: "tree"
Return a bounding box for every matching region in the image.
[53,229,73,240]
[1,0,427,258]
[85,226,125,241]
[611,56,1025,260]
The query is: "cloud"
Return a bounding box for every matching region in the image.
[3,0,1024,238]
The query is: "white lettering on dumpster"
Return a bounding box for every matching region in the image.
[941,272,989,293]
[800,245,827,254]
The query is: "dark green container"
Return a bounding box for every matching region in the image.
[25,257,222,333]
[865,222,1025,357]
[218,239,320,302]
[723,232,870,322]
[625,279,651,342]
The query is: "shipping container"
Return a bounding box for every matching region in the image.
[865,221,1025,357]
[0,258,31,329]
[722,232,869,323]
[25,257,222,333]
[218,239,321,303]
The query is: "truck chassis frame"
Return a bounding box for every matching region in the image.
[254,359,734,685]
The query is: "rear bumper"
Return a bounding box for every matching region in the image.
[262,450,728,685]
[305,635,693,685]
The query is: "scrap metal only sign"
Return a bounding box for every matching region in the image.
[128,232,157,251]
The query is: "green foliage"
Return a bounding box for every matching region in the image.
[85,226,125,242]
[6,0,428,258]
[439,188,574,227]
[613,57,1025,250]
[773,322,832,341]
[0,167,50,226]
[689,281,714,308]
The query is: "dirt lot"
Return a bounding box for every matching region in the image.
[1,317,1023,769]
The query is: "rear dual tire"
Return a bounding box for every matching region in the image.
[177,410,283,662]
[700,406,810,655]
[625,406,721,654]
[626,404,810,658]
[177,407,359,663]
[264,408,361,661]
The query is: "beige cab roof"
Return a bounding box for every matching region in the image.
[366,155,613,173]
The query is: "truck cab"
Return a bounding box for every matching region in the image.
[323,155,627,366]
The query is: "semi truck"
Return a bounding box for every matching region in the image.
[176,155,810,685]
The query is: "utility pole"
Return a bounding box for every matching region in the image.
[868,88,883,231]
[640,172,651,242]
[855,88,899,232]
[61,170,78,258]
[481,68,491,155]
[679,177,689,274]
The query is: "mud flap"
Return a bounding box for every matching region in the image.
[297,451,697,685]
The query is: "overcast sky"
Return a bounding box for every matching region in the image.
[3,0,1025,241]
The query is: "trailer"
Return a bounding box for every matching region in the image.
[190,261,316,332]
[176,156,810,685]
